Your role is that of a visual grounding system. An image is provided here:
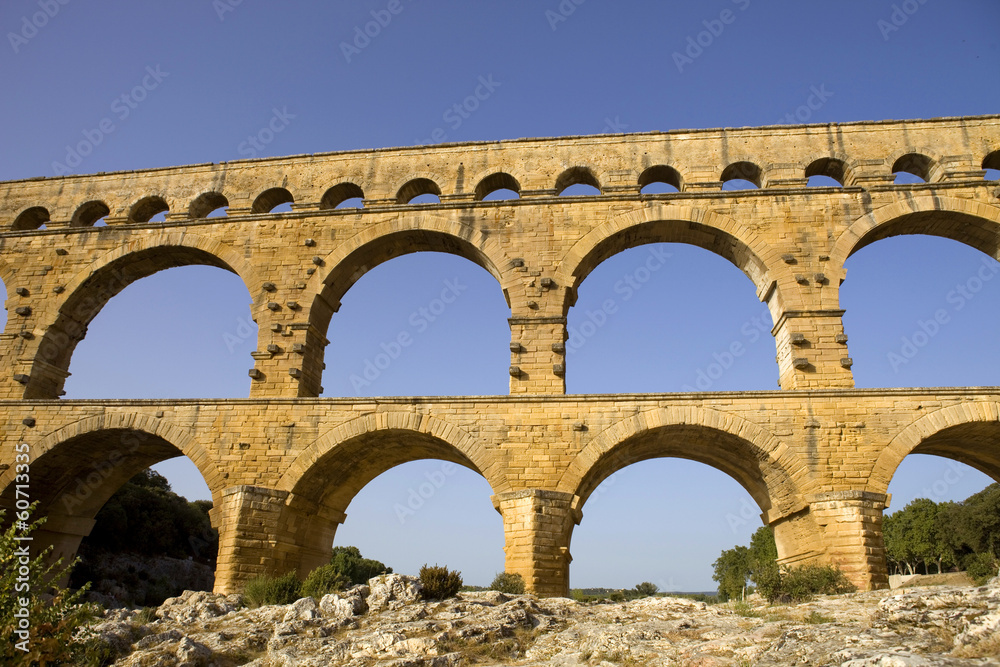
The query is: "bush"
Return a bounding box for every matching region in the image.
[419,564,463,600]
[760,564,856,603]
[1,507,97,665]
[964,552,999,586]
[489,572,525,594]
[242,571,302,608]
[301,564,350,599]
[328,546,392,585]
[634,581,658,597]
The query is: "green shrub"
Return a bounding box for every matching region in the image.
[964,552,999,586]
[419,564,463,600]
[489,572,525,594]
[634,581,658,597]
[328,546,392,586]
[301,564,350,599]
[242,571,302,608]
[758,564,855,603]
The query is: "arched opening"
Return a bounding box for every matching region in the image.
[892,153,934,184]
[638,165,682,194]
[556,166,601,196]
[475,172,521,201]
[129,196,169,223]
[71,201,111,227]
[322,251,509,397]
[26,245,252,399]
[320,183,365,210]
[878,423,1000,583]
[252,187,294,214]
[721,161,762,190]
[189,191,229,219]
[62,265,256,399]
[805,157,847,187]
[983,151,1000,181]
[284,427,503,585]
[12,206,50,230]
[567,422,794,592]
[842,234,1000,388]
[0,428,219,607]
[396,178,442,205]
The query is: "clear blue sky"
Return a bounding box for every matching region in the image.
[1,1,998,590]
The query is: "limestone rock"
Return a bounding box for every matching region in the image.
[366,573,422,612]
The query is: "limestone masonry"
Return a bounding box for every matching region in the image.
[1,115,998,596]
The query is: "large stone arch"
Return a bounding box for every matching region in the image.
[23,232,258,398]
[558,406,806,520]
[274,411,507,575]
[832,196,1000,267]
[868,402,1000,496]
[554,204,794,316]
[0,412,221,569]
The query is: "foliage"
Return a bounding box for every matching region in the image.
[489,572,525,594]
[242,571,302,608]
[419,564,463,600]
[328,546,392,585]
[713,526,777,601]
[300,564,350,599]
[774,564,856,602]
[76,469,218,563]
[633,581,659,597]
[963,552,999,586]
[0,507,97,666]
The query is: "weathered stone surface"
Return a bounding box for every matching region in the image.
[367,574,423,612]
[1,114,999,598]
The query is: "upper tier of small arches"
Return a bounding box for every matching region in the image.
[6,146,999,231]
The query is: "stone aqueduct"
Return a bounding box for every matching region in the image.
[1,115,999,596]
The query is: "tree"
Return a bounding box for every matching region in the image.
[712,544,750,601]
[328,546,392,585]
[634,581,658,597]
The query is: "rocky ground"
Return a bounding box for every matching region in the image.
[84,574,1000,666]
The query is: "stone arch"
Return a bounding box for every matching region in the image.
[868,402,1000,496]
[638,165,683,192]
[555,204,791,314]
[474,172,521,201]
[983,150,1000,173]
[71,200,111,227]
[23,233,258,399]
[188,191,229,219]
[12,206,50,230]
[276,411,507,574]
[555,166,601,194]
[721,160,763,188]
[558,406,806,520]
[320,183,365,210]
[831,196,1000,267]
[252,187,294,213]
[887,149,942,183]
[396,178,442,204]
[128,195,170,223]
[804,155,853,186]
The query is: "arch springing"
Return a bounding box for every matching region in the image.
[475,172,521,201]
[12,206,50,230]
[189,192,229,219]
[638,165,682,193]
[396,178,442,204]
[321,183,365,210]
[252,187,294,214]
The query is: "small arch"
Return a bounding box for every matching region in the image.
[320,183,365,210]
[721,161,762,189]
[71,201,111,227]
[983,151,1000,181]
[892,153,934,183]
[805,158,847,186]
[638,165,682,193]
[474,172,521,201]
[555,166,601,195]
[252,187,294,214]
[189,192,229,219]
[12,206,50,230]
[129,196,169,223]
[396,178,442,204]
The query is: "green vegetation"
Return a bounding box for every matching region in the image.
[328,545,392,585]
[242,545,391,606]
[419,564,463,600]
[300,564,350,599]
[489,571,525,594]
[1,507,97,666]
[633,581,659,597]
[884,484,999,584]
[713,526,855,603]
[243,571,303,608]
